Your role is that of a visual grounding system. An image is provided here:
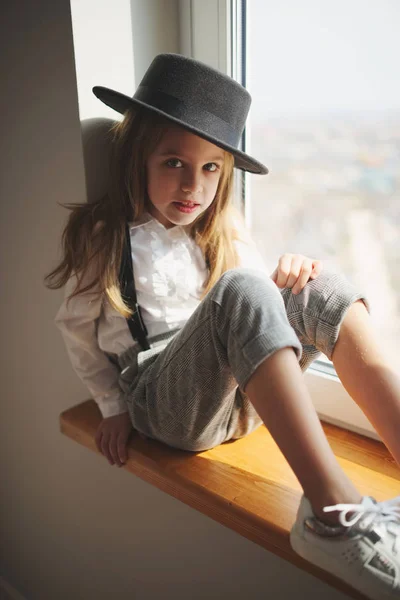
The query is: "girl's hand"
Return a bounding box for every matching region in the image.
[270,254,323,295]
[95,412,133,467]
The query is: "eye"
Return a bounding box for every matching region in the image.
[164,158,220,172]
[165,158,183,168]
[204,163,219,172]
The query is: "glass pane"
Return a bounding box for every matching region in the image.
[246,0,400,368]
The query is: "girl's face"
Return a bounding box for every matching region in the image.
[145,125,225,229]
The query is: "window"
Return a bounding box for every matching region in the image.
[184,0,400,441]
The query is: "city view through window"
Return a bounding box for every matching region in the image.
[247,0,400,367]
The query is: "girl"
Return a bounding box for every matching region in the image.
[45,54,400,599]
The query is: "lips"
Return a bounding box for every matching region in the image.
[173,201,200,214]
[175,201,199,207]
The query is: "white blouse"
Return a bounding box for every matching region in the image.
[54,212,269,418]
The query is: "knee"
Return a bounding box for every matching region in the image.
[281,270,345,306]
[212,267,281,306]
[210,268,287,323]
[282,269,369,353]
[307,270,370,322]
[298,270,362,309]
[308,270,348,290]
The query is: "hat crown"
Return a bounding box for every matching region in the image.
[137,53,251,134]
[92,53,268,173]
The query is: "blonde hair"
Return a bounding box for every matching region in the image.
[44,106,250,318]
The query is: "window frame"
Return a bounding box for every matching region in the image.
[180,0,380,442]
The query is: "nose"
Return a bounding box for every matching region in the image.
[181,170,203,195]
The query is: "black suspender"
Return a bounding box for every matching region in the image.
[118,223,151,351]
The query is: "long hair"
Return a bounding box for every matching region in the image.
[44,106,251,318]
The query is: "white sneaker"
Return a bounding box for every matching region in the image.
[290,494,400,599]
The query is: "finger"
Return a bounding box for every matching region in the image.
[285,255,304,290]
[117,435,128,465]
[109,435,123,467]
[292,259,313,294]
[101,434,115,466]
[310,260,323,278]
[274,254,292,288]
[270,267,278,282]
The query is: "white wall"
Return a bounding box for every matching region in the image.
[0,1,350,598]
[131,0,179,83]
[70,0,135,120]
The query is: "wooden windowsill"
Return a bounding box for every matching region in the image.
[60,399,400,600]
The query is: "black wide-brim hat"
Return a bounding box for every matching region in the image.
[92,53,268,175]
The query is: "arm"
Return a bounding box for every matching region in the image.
[54,272,128,419]
[55,272,135,467]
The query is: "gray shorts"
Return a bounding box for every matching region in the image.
[118,268,370,452]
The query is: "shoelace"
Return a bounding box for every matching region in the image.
[323,496,400,555]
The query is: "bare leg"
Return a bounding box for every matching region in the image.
[331,299,400,467]
[244,346,362,525]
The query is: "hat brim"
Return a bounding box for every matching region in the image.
[93,86,268,175]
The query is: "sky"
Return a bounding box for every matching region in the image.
[247,0,400,117]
